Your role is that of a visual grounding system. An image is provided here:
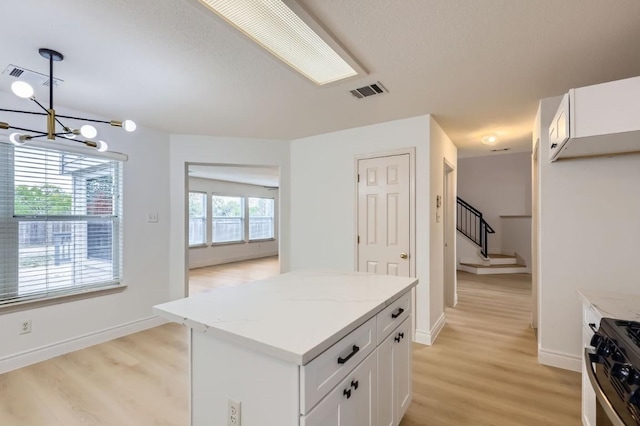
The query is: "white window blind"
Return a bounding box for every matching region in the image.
[188,192,207,246]
[248,197,275,240]
[212,195,244,243]
[0,143,123,305]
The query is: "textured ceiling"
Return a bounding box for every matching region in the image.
[2,0,640,156]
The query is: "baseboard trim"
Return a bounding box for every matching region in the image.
[0,316,167,374]
[538,348,581,372]
[189,252,278,269]
[414,313,446,345]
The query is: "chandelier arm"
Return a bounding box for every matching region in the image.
[0,108,48,116]
[30,98,68,130]
[54,114,112,125]
[7,125,43,134]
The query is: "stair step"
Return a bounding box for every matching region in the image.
[487,253,518,265]
[458,262,528,275]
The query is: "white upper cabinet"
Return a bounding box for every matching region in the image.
[549,75,640,162]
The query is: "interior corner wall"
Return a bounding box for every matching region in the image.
[429,117,457,331]
[188,178,279,268]
[538,95,640,366]
[0,92,171,367]
[289,115,432,341]
[169,135,290,301]
[457,152,532,265]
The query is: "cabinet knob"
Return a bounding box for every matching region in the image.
[343,388,352,399]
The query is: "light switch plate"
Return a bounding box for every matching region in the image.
[147,211,158,223]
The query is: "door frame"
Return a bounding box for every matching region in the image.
[353,147,416,278]
[443,159,456,307]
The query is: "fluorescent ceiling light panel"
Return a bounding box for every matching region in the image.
[198,0,359,85]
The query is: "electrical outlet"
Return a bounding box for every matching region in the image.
[227,398,241,426]
[20,319,32,335]
[147,211,158,223]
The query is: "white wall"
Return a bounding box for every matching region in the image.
[188,178,279,268]
[169,135,290,300]
[429,118,458,330]
[457,152,532,262]
[0,93,171,370]
[289,115,438,343]
[537,95,640,370]
[501,217,532,270]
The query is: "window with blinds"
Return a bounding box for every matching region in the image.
[0,143,123,305]
[248,197,275,240]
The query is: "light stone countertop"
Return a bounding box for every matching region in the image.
[154,270,418,365]
[578,289,640,322]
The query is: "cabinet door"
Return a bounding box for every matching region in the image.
[378,318,412,426]
[395,319,412,421]
[302,351,378,426]
[378,334,395,426]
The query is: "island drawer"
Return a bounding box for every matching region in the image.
[300,316,377,415]
[377,290,411,344]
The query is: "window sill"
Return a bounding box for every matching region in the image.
[249,238,276,243]
[0,284,127,315]
[189,244,208,249]
[211,241,246,247]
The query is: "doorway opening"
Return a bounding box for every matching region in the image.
[185,163,281,296]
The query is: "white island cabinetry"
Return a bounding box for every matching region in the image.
[154,270,418,426]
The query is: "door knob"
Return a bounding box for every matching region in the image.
[400,252,408,259]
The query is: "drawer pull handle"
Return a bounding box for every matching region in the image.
[395,335,401,343]
[399,332,404,339]
[343,388,352,399]
[351,380,359,390]
[337,345,360,365]
[391,307,405,319]
[588,323,598,333]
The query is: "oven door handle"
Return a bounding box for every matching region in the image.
[584,348,626,426]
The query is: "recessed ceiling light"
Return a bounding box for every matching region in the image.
[481,135,498,145]
[198,0,362,85]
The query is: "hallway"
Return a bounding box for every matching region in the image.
[401,271,581,425]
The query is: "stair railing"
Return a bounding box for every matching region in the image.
[456,197,495,258]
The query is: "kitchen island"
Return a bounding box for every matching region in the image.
[154,270,418,426]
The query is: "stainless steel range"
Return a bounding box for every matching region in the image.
[587,318,640,425]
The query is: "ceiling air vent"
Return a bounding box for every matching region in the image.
[350,81,387,99]
[491,148,511,152]
[2,64,64,88]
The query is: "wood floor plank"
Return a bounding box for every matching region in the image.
[0,262,581,425]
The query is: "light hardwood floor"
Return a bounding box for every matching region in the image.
[188,256,280,294]
[0,263,581,425]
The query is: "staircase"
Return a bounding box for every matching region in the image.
[456,197,527,275]
[458,253,527,274]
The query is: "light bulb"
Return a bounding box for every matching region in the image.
[9,132,27,146]
[80,124,98,139]
[122,120,136,132]
[481,135,498,146]
[11,81,34,99]
[97,140,108,152]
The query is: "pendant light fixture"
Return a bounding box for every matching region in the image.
[0,48,136,152]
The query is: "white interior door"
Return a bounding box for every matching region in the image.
[357,154,410,277]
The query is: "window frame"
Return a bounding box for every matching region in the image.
[0,142,125,309]
[247,196,276,242]
[210,193,246,245]
[188,191,208,248]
